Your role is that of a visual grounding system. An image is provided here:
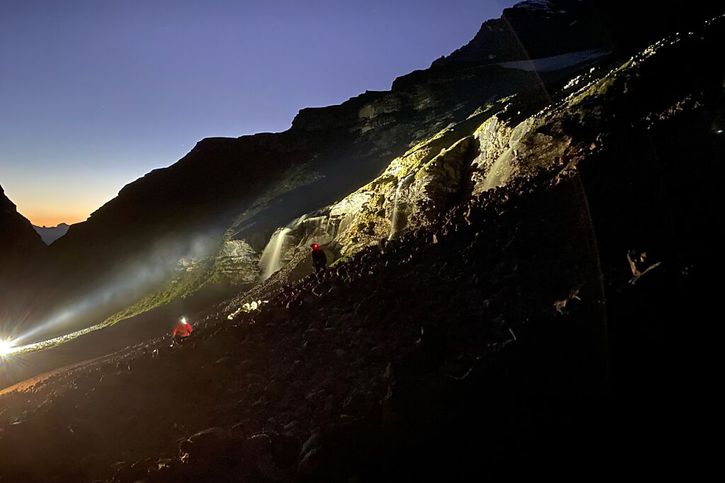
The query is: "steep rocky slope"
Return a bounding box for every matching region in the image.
[65,0,723,337]
[38,62,542,336]
[1,11,722,482]
[27,1,637,338]
[219,7,725,295]
[0,186,46,331]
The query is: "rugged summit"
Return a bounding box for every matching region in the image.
[407,1,721,78]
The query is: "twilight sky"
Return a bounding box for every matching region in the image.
[0,0,515,226]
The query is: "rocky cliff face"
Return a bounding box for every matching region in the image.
[431,0,722,68]
[224,8,725,290]
[431,0,611,67]
[0,186,44,265]
[0,186,46,331]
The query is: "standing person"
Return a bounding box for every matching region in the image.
[310,243,327,273]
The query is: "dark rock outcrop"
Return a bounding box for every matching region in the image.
[0,185,45,268]
[0,185,46,331]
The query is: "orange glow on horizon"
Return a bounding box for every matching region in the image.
[23,211,87,228]
[4,186,109,228]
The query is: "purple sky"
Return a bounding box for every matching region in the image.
[0,0,515,226]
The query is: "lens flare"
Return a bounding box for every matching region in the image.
[0,338,18,357]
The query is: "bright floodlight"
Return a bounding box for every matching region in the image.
[0,339,16,357]
[180,317,188,324]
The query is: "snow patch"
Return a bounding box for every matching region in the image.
[497,49,609,73]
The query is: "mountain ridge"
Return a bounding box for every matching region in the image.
[3,0,722,346]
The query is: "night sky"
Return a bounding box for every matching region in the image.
[0,0,515,226]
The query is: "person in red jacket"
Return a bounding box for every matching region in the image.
[311,243,327,273]
[170,317,193,346]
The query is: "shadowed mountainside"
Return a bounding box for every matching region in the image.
[0,186,44,270]
[0,186,46,331]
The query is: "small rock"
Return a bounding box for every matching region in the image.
[245,433,288,482]
[298,445,322,476]
[300,431,321,459]
[179,427,231,463]
[383,362,393,379]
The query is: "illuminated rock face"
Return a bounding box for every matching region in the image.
[252,14,725,284]
[250,116,484,274]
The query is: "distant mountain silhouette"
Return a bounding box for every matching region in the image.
[32,223,70,245]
